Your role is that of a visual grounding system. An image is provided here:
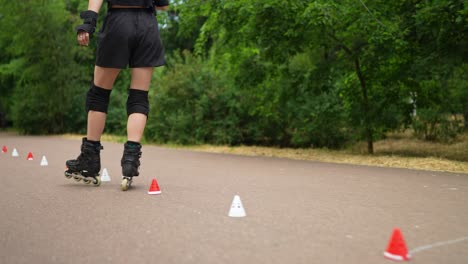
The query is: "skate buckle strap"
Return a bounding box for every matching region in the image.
[124,149,142,159]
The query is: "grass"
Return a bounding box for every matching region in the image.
[180,146,467,174]
[62,133,128,143]
[61,132,468,174]
[349,130,468,162]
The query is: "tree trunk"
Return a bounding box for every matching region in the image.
[331,36,374,154]
[354,57,374,154]
[464,108,468,132]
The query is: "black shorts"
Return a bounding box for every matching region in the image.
[95,8,165,68]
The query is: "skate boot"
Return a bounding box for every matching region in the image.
[64,138,103,186]
[121,141,142,191]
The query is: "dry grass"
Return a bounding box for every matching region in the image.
[60,132,468,174]
[61,133,128,143]
[182,145,467,174]
[348,131,468,162]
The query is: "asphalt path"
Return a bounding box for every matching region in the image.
[1,134,467,264]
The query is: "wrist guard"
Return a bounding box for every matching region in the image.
[75,10,98,35]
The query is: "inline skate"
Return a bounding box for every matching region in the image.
[121,141,142,191]
[64,138,103,186]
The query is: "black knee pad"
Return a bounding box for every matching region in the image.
[126,89,149,116]
[85,84,112,113]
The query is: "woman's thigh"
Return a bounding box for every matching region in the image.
[130,67,154,91]
[93,66,121,89]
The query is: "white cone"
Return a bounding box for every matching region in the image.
[12,148,19,157]
[228,195,246,217]
[101,168,111,182]
[40,156,48,166]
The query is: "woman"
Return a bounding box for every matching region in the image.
[65,0,169,191]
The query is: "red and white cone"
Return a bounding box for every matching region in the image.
[384,228,411,261]
[27,152,34,161]
[147,178,161,195]
[1,146,7,153]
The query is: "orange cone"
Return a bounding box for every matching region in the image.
[147,178,161,195]
[384,228,411,261]
[27,152,34,161]
[1,146,7,153]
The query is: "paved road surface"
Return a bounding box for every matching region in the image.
[1,134,467,263]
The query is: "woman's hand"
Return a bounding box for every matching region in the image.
[77,31,90,46]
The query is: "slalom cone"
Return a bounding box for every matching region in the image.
[147,178,161,195]
[27,152,34,161]
[2,146,7,153]
[12,148,19,157]
[384,228,411,261]
[228,195,246,217]
[40,156,48,166]
[101,168,111,182]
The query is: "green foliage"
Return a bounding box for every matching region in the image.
[0,0,466,152]
[412,108,463,142]
[0,0,88,133]
[146,52,242,145]
[97,69,132,136]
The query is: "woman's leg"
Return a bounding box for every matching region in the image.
[86,66,121,141]
[127,67,154,142]
[65,66,121,182]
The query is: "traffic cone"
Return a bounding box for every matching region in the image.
[228,195,246,217]
[40,156,48,166]
[147,178,161,195]
[27,152,34,161]
[12,148,19,157]
[2,146,7,153]
[101,168,111,182]
[384,228,411,261]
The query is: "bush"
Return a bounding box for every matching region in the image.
[412,108,464,142]
[289,90,349,148]
[146,51,242,145]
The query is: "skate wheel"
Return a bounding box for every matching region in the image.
[121,178,131,191]
[83,178,91,184]
[73,176,82,182]
[64,172,72,179]
[93,177,101,187]
[121,178,128,191]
